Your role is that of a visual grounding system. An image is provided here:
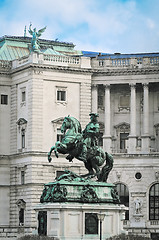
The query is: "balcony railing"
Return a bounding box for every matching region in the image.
[0,60,12,70]
[12,53,83,69]
[43,54,80,65]
[92,56,159,69]
[10,52,159,70]
[150,220,159,225]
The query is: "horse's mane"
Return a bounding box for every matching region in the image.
[66,116,82,133]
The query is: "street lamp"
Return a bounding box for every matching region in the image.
[97,212,105,240]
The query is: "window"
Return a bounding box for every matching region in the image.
[98,85,104,109]
[120,133,129,152]
[57,90,66,101]
[16,199,26,226]
[21,129,25,149]
[22,91,26,102]
[116,183,129,220]
[149,183,159,220]
[57,128,64,142]
[135,172,142,180]
[21,171,25,185]
[19,208,24,226]
[85,213,98,235]
[1,94,8,105]
[20,88,26,107]
[137,137,142,148]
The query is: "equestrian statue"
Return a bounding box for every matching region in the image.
[48,113,113,182]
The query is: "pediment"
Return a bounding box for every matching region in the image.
[154,123,159,128]
[16,199,26,208]
[51,117,64,124]
[16,118,27,125]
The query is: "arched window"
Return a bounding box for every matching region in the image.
[149,183,159,220]
[16,199,26,226]
[116,183,129,220]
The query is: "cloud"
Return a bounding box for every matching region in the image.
[146,18,155,29]
[0,0,159,53]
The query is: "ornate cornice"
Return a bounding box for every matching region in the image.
[92,67,159,76]
[7,61,159,77]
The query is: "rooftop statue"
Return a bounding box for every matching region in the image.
[48,113,113,182]
[28,23,46,52]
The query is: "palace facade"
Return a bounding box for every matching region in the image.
[0,35,159,239]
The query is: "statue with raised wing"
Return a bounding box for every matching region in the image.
[28,24,46,52]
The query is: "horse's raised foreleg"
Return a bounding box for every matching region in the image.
[48,146,55,162]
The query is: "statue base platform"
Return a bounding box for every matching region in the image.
[34,172,127,239]
[34,201,126,240]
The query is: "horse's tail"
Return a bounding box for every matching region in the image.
[98,152,114,182]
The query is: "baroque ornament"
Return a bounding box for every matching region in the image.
[40,183,67,203]
[80,184,99,203]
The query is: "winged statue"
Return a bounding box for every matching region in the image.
[28,23,47,52]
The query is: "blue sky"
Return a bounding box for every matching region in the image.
[0,0,159,53]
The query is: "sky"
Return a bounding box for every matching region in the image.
[0,0,159,54]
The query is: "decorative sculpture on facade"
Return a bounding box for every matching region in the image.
[28,24,46,52]
[48,113,113,182]
[134,198,142,214]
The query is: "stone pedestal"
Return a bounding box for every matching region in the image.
[34,177,127,239]
[35,202,126,240]
[131,214,145,228]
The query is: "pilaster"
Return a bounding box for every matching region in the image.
[103,84,111,152]
[128,84,137,153]
[141,83,150,153]
[91,84,98,113]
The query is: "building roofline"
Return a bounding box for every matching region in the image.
[0,35,75,48]
[82,50,159,59]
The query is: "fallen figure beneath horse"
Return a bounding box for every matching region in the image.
[48,114,113,182]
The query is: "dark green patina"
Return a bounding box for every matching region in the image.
[48,113,113,182]
[40,170,119,204]
[28,23,46,52]
[41,114,119,204]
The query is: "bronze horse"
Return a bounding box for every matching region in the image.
[48,116,113,182]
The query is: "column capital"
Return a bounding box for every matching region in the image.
[103,84,110,89]
[142,82,149,89]
[91,84,98,89]
[129,83,136,89]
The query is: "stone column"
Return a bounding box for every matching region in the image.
[103,84,111,152]
[91,84,98,113]
[142,83,150,153]
[128,84,137,153]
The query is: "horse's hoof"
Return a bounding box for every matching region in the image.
[48,157,52,162]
